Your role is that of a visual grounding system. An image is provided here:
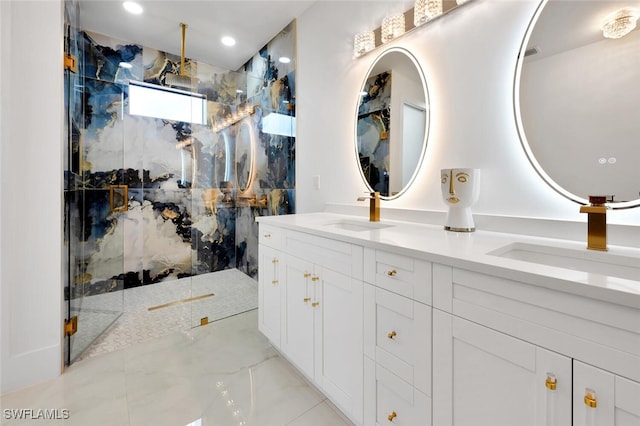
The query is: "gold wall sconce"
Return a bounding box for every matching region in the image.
[212,104,257,133]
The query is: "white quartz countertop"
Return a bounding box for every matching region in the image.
[257,212,640,308]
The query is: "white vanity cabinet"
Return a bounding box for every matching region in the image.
[573,361,640,426]
[432,264,640,426]
[257,225,283,348]
[433,310,573,425]
[258,224,364,425]
[363,248,432,426]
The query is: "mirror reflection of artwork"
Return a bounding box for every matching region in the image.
[517,0,640,208]
[355,48,429,199]
[236,120,255,192]
[358,71,391,195]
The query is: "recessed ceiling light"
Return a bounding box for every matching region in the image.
[123,1,143,15]
[221,36,236,47]
[278,57,291,64]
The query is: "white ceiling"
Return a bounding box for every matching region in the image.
[79,0,316,71]
[525,0,640,61]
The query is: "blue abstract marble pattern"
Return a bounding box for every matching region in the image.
[65,20,296,295]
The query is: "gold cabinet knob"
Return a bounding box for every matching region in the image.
[271,258,279,264]
[303,297,311,303]
[545,373,557,391]
[303,273,311,278]
[387,331,397,339]
[264,233,271,238]
[272,280,279,285]
[388,411,397,422]
[311,276,320,282]
[584,388,597,408]
[312,302,320,307]
[386,269,397,277]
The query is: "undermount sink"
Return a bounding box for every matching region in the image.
[488,242,640,282]
[322,219,394,232]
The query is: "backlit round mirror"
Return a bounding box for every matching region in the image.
[236,119,255,192]
[356,47,429,199]
[515,0,640,208]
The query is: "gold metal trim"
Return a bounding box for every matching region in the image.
[64,53,78,73]
[147,293,215,311]
[64,316,78,336]
[109,185,129,212]
[388,411,397,422]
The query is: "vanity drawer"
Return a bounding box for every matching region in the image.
[259,224,283,250]
[284,229,363,279]
[371,361,431,426]
[364,284,431,395]
[364,247,431,305]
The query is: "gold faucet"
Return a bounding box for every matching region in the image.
[579,196,608,251]
[357,191,380,222]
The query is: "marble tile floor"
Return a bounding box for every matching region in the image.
[72,269,259,362]
[0,310,353,426]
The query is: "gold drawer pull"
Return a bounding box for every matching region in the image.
[584,389,597,408]
[311,277,320,282]
[304,273,311,278]
[312,302,320,307]
[386,269,397,277]
[388,411,397,422]
[272,258,279,264]
[304,297,311,303]
[264,233,272,238]
[545,373,557,391]
[387,331,397,339]
[272,280,279,285]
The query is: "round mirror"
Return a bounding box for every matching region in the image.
[515,0,640,208]
[236,119,255,192]
[355,47,429,199]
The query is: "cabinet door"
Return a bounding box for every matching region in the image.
[281,254,315,380]
[258,244,281,347]
[316,265,363,424]
[433,310,571,426]
[573,361,640,426]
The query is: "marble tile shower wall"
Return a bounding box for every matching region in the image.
[64,22,296,300]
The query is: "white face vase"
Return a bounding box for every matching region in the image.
[440,168,480,232]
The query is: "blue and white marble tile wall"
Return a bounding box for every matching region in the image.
[64,20,296,297]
